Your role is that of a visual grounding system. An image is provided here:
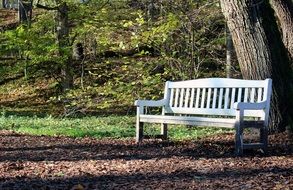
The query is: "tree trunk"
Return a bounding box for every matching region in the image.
[56,2,73,91]
[226,25,233,78]
[18,0,33,23]
[270,0,293,62]
[35,1,73,91]
[220,0,293,132]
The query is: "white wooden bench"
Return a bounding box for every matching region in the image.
[135,78,272,155]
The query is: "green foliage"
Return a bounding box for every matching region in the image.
[1,10,66,83]
[55,57,165,114]
[0,0,228,116]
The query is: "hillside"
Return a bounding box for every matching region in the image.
[0,9,18,30]
[0,1,237,117]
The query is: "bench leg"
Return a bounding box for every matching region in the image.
[136,121,144,143]
[260,126,268,153]
[161,123,168,140]
[235,124,243,156]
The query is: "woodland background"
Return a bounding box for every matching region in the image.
[0,1,292,189]
[0,0,237,117]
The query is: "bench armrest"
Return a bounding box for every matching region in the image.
[135,99,167,107]
[233,101,267,110]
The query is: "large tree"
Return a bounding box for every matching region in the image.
[270,0,293,62]
[220,0,293,132]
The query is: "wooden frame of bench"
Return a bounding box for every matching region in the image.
[135,78,272,156]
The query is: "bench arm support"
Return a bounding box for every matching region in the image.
[135,99,167,142]
[135,99,167,107]
[233,100,269,156]
[233,101,267,110]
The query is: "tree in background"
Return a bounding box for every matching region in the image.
[36,0,73,91]
[2,0,6,8]
[18,0,33,23]
[220,0,293,132]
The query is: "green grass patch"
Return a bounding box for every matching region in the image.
[0,115,135,139]
[0,115,232,140]
[144,123,232,141]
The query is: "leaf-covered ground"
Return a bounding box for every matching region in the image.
[0,130,292,190]
[0,9,18,30]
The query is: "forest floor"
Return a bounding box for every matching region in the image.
[0,130,292,190]
[0,9,18,30]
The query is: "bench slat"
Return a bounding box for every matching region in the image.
[244,88,248,102]
[257,88,262,102]
[237,88,242,102]
[190,88,195,108]
[230,88,236,109]
[168,78,269,88]
[140,115,236,128]
[218,88,224,109]
[195,88,200,108]
[200,88,206,108]
[174,88,179,107]
[169,88,174,107]
[140,115,264,128]
[179,88,183,107]
[164,107,264,117]
[184,88,190,107]
[212,88,217,109]
[224,88,230,109]
[250,88,256,102]
[207,88,212,108]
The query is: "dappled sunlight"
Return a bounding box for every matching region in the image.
[0,130,292,189]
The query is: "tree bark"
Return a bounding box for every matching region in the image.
[270,0,293,62]
[36,1,73,91]
[220,0,293,132]
[18,0,33,23]
[226,25,233,78]
[56,2,73,91]
[2,0,6,8]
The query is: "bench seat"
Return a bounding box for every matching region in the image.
[140,114,265,128]
[140,115,236,128]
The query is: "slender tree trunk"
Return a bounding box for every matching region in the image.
[270,0,293,62]
[220,0,293,132]
[36,1,73,91]
[226,25,233,78]
[18,0,33,23]
[56,2,73,91]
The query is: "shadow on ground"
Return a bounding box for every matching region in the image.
[0,131,292,162]
[0,130,292,190]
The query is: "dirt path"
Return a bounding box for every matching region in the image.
[0,130,292,190]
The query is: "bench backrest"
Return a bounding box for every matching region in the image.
[163,78,272,118]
